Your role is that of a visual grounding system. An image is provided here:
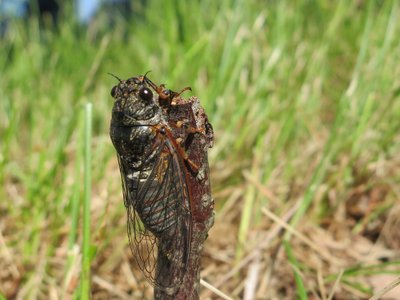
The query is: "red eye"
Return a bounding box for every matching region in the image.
[139,87,153,102]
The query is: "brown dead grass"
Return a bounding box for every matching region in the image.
[1,149,400,300]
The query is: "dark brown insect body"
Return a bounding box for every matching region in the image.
[110,75,214,295]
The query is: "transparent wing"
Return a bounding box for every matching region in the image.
[117,134,191,290]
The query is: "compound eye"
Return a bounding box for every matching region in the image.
[111,85,119,98]
[139,87,153,102]
[162,89,171,97]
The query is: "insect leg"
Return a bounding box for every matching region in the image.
[153,125,200,173]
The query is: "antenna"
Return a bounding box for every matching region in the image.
[108,72,122,82]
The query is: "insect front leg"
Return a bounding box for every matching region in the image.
[153,125,200,174]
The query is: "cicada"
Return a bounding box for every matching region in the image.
[109,74,209,292]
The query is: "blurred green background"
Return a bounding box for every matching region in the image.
[1,0,400,299]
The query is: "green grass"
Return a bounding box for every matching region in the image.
[81,103,93,300]
[284,240,308,300]
[1,0,400,298]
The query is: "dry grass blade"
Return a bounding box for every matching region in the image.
[327,269,344,300]
[92,276,132,300]
[317,263,327,300]
[261,207,347,266]
[200,278,234,300]
[212,202,299,289]
[0,230,19,278]
[243,249,261,300]
[369,276,400,300]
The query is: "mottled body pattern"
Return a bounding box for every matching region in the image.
[109,75,213,294]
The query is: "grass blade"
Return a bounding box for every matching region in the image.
[80,103,93,299]
[284,240,308,300]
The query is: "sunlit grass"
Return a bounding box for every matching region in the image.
[1,0,400,298]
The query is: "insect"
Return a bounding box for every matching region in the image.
[145,79,192,110]
[109,74,206,291]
